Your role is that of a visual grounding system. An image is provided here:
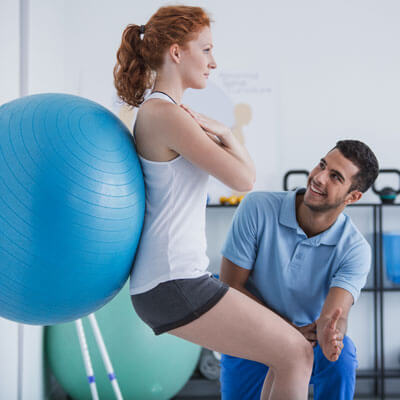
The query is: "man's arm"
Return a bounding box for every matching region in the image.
[220,257,264,305]
[316,287,354,361]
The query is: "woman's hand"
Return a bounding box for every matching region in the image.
[180,104,231,143]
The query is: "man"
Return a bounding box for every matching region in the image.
[219,140,379,400]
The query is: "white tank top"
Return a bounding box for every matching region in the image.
[130,92,210,294]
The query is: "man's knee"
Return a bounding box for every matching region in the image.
[314,335,358,381]
[331,336,358,378]
[312,337,358,400]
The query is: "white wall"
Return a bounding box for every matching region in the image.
[1,0,400,397]
[26,0,400,199]
[0,319,19,400]
[0,0,20,104]
[0,1,21,399]
[0,1,45,399]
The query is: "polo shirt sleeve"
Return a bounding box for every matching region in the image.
[330,240,371,303]
[221,193,259,270]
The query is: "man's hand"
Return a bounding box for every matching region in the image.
[295,322,317,347]
[317,308,344,361]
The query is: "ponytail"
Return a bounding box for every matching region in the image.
[113,24,153,108]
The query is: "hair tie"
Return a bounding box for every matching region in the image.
[139,25,145,39]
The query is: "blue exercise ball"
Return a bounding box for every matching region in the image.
[0,93,145,325]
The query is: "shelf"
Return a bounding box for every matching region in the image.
[207,204,238,208]
[357,369,400,379]
[207,202,400,208]
[363,287,400,292]
[206,197,400,398]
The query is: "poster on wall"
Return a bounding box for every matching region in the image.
[183,70,277,203]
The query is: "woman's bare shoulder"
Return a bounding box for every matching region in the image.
[134,100,188,161]
[136,99,195,136]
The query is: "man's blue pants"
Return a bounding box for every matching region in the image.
[220,336,358,400]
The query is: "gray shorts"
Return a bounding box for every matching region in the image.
[131,274,229,335]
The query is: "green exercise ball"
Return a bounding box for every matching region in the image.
[45,284,201,400]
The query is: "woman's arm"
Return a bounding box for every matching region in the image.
[148,102,256,191]
[180,105,255,177]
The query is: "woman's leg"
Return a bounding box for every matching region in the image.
[169,288,313,400]
[261,368,275,399]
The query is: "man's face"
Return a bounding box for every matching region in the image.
[303,148,361,212]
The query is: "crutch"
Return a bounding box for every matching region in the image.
[88,314,123,400]
[75,314,124,400]
[75,319,99,400]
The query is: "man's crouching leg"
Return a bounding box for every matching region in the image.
[311,335,358,400]
[220,354,269,400]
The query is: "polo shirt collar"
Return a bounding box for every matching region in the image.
[279,189,301,230]
[279,188,345,246]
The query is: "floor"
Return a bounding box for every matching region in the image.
[173,396,400,400]
[172,375,400,399]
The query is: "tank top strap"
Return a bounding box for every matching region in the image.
[143,91,177,104]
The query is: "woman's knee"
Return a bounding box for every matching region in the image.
[270,334,314,373]
[295,337,314,368]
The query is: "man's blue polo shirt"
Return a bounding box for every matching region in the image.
[221,190,371,326]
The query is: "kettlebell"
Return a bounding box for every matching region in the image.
[372,169,400,204]
[283,170,309,191]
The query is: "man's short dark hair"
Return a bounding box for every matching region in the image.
[333,140,379,193]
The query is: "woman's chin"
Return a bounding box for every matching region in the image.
[190,80,208,90]
[189,78,207,89]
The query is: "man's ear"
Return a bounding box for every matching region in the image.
[344,190,362,205]
[169,44,181,64]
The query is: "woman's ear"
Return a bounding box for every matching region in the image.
[169,44,181,64]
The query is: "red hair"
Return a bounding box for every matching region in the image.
[113,5,211,107]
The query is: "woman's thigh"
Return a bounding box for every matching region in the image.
[168,287,312,370]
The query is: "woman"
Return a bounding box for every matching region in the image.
[114,6,313,399]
